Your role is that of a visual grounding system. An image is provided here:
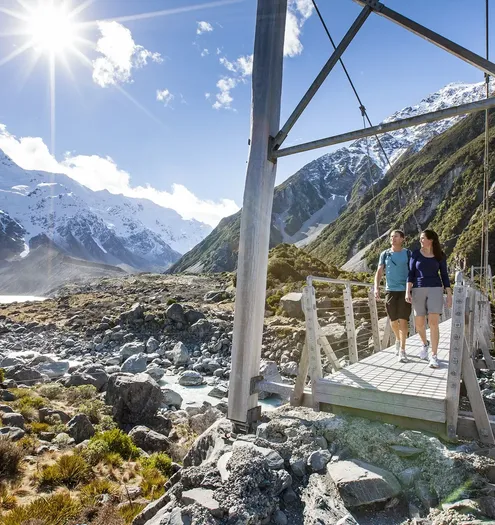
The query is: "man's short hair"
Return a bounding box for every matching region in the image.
[391,229,405,238]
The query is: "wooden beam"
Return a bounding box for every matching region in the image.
[368,287,381,352]
[343,284,358,363]
[353,0,495,76]
[292,340,309,406]
[462,338,495,444]
[318,330,341,371]
[227,0,287,426]
[382,317,392,349]
[458,412,495,441]
[271,5,371,151]
[273,97,495,158]
[303,285,323,410]
[445,276,467,439]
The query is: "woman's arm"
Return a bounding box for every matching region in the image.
[439,257,452,307]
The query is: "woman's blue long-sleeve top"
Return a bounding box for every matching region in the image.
[407,249,451,289]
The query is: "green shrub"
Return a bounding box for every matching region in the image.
[140,453,173,478]
[166,298,177,305]
[38,383,65,400]
[17,394,45,410]
[38,454,90,489]
[66,385,97,405]
[95,415,117,433]
[139,467,166,500]
[78,399,109,424]
[28,422,50,435]
[0,493,81,525]
[89,429,140,461]
[119,502,146,524]
[80,478,119,505]
[17,435,39,454]
[0,482,17,510]
[104,452,123,467]
[0,438,24,478]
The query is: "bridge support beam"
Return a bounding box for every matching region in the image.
[227,0,287,430]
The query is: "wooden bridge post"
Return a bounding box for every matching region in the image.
[302,284,322,410]
[446,272,467,440]
[343,283,358,363]
[368,287,381,352]
[227,0,287,428]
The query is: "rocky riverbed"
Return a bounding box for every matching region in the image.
[1,273,495,524]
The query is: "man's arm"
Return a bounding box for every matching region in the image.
[374,265,384,300]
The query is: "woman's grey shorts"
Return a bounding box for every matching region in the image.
[412,287,444,316]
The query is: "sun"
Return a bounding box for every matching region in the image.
[27,4,78,55]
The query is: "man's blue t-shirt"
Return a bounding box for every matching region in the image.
[379,249,410,292]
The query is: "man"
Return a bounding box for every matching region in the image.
[374,230,412,363]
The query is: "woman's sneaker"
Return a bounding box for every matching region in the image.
[419,341,430,360]
[398,350,408,363]
[429,354,440,368]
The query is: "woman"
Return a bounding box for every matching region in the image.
[405,230,452,368]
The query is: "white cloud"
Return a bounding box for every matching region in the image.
[205,92,211,99]
[92,21,162,88]
[156,89,174,107]
[295,0,314,20]
[236,55,253,76]
[212,54,253,110]
[196,21,213,35]
[0,124,239,227]
[213,77,238,110]
[284,11,303,57]
[201,48,209,57]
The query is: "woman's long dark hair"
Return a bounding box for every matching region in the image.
[422,229,445,261]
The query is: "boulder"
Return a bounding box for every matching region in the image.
[4,365,43,384]
[39,407,71,424]
[184,310,205,325]
[162,388,183,409]
[120,302,144,324]
[166,303,186,324]
[63,372,101,390]
[189,407,223,435]
[178,371,204,386]
[120,341,146,362]
[146,365,165,382]
[166,342,189,366]
[183,418,233,468]
[0,356,25,368]
[146,337,160,353]
[280,361,299,377]
[327,460,401,508]
[307,449,332,472]
[121,353,148,374]
[189,319,211,338]
[105,373,164,426]
[1,412,25,429]
[67,414,95,443]
[129,425,170,453]
[232,441,284,470]
[36,361,69,379]
[181,488,223,518]
[0,426,26,441]
[280,292,304,319]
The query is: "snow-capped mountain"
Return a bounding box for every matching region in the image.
[171,80,492,274]
[0,151,212,271]
[272,80,492,246]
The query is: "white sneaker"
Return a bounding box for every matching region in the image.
[419,341,430,360]
[429,355,440,368]
[395,340,400,356]
[398,351,408,363]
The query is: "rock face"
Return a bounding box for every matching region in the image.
[129,425,170,453]
[327,459,401,507]
[105,373,164,426]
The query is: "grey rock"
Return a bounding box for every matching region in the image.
[232,441,284,470]
[121,353,148,374]
[39,407,70,423]
[146,365,165,381]
[290,457,307,478]
[146,337,160,353]
[178,370,204,386]
[166,303,186,324]
[129,425,170,453]
[120,341,146,362]
[272,510,288,525]
[67,414,95,443]
[0,404,13,413]
[189,319,211,338]
[120,302,144,324]
[397,467,422,488]
[208,384,228,399]
[181,488,223,518]
[4,365,43,384]
[36,361,69,379]
[183,418,233,468]
[1,412,25,429]
[63,372,100,390]
[166,342,189,366]
[0,356,25,368]
[280,292,304,319]
[162,388,183,409]
[0,390,16,401]
[327,459,401,508]
[105,373,164,425]
[414,479,438,510]
[0,426,25,441]
[308,449,332,472]
[189,407,223,436]
[184,310,205,325]
[389,445,423,457]
[280,361,299,377]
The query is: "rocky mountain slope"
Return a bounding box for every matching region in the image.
[0,150,211,272]
[306,109,495,271]
[170,81,491,274]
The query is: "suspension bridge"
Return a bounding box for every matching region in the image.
[227,0,495,444]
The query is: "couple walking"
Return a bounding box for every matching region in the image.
[374,229,452,368]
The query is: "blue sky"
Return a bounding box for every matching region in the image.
[0,0,493,226]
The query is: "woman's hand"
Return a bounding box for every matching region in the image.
[405,292,412,304]
[446,291,453,309]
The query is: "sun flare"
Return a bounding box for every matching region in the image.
[27,4,77,55]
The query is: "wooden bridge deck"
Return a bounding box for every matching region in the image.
[314,320,452,425]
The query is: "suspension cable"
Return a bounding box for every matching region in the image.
[362,110,380,238]
[311,0,422,236]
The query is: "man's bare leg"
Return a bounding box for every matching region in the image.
[398,319,408,350]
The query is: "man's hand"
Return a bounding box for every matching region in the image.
[374,288,380,301]
[405,292,412,304]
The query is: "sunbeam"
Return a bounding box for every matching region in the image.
[81,0,243,26]
[0,40,32,66]
[0,7,30,22]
